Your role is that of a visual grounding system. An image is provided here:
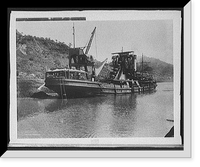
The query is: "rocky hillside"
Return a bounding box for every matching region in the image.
[136,56,173,82]
[97,56,173,82]
[16,30,173,82]
[16,30,70,79]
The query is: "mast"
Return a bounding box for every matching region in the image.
[73,23,75,48]
[142,53,143,77]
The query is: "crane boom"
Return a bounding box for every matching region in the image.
[85,27,96,54]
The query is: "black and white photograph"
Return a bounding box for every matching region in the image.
[6,6,192,158]
[16,17,175,138]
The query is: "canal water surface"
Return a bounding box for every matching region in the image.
[17,82,174,138]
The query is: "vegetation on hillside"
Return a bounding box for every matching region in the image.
[16,30,70,79]
[136,56,173,82]
[16,30,173,82]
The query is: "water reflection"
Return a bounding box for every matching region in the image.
[113,94,137,113]
[17,98,43,121]
[38,99,68,113]
[17,82,174,138]
[37,97,108,138]
[38,95,138,138]
[110,95,137,137]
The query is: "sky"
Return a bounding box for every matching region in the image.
[16,19,173,64]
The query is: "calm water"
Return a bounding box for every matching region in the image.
[17,82,174,138]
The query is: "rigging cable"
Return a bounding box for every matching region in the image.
[95,29,98,59]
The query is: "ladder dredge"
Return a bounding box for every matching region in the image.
[44,26,157,98]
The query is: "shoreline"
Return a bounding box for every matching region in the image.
[17,77,173,98]
[17,77,58,98]
[17,77,44,98]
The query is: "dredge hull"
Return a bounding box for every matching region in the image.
[45,78,101,98]
[45,78,157,98]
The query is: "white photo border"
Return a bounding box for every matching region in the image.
[5,3,191,157]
